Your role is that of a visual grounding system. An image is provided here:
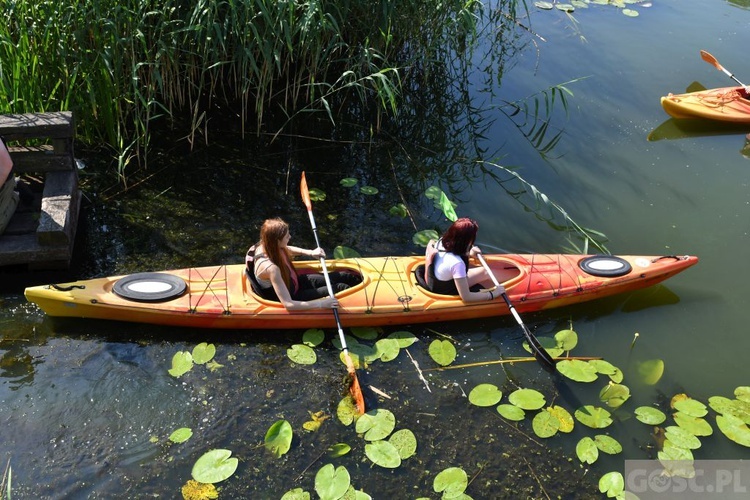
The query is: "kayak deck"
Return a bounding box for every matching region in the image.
[24,253,698,329]
[661,86,750,123]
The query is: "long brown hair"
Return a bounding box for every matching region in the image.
[260,218,293,287]
[441,217,479,256]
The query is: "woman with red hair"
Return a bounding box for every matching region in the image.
[425,217,503,303]
[248,218,361,311]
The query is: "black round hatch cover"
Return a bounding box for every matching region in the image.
[579,256,632,277]
[113,273,187,302]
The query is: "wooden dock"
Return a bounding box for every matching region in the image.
[0,112,80,269]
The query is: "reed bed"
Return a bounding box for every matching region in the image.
[0,0,518,178]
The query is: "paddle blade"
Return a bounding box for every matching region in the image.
[300,171,312,210]
[700,50,722,70]
[350,374,366,414]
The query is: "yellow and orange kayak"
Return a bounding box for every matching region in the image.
[661,86,750,122]
[24,253,698,330]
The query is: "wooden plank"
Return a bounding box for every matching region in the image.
[0,233,70,266]
[0,112,74,140]
[38,170,78,246]
[9,149,74,173]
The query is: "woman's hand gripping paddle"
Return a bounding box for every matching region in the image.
[476,254,557,373]
[300,172,365,414]
[700,50,747,89]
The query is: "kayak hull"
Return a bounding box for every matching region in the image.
[24,254,698,330]
[661,86,750,123]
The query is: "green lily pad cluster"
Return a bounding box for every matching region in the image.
[356,409,417,468]
[534,0,643,17]
[168,343,221,377]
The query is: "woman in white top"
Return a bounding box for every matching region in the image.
[425,217,504,303]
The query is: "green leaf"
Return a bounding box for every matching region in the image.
[557,359,598,382]
[327,443,351,458]
[598,472,624,498]
[716,414,750,447]
[389,429,417,459]
[336,396,358,426]
[588,359,619,376]
[673,412,713,436]
[389,204,408,218]
[386,331,418,347]
[265,420,293,458]
[508,388,546,410]
[373,338,401,362]
[674,398,708,418]
[281,488,311,500]
[192,343,216,364]
[468,384,503,407]
[708,396,750,424]
[532,410,560,438]
[364,441,401,468]
[576,437,599,464]
[424,186,443,200]
[168,427,193,444]
[350,326,380,340]
[355,409,396,441]
[287,344,317,365]
[413,229,440,247]
[622,8,639,16]
[594,435,622,454]
[191,449,239,484]
[437,191,457,222]
[637,359,664,385]
[554,329,578,351]
[574,406,613,429]
[433,467,468,498]
[308,188,326,202]
[497,404,526,421]
[658,440,694,462]
[340,178,358,187]
[168,351,193,377]
[333,246,361,259]
[547,405,574,433]
[736,387,750,403]
[665,426,702,450]
[428,339,456,366]
[360,186,378,195]
[314,464,351,500]
[599,383,630,409]
[302,328,325,347]
[634,406,667,425]
[535,1,554,8]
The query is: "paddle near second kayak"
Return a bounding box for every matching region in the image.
[661,86,750,123]
[23,253,698,330]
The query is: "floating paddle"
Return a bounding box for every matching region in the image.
[476,254,557,373]
[700,50,747,87]
[300,171,365,414]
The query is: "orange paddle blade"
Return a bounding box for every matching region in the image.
[700,50,721,70]
[350,374,366,415]
[300,171,312,210]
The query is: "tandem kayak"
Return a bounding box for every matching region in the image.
[661,86,750,123]
[24,253,698,330]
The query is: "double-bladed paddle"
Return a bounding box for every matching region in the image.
[700,50,747,88]
[476,253,557,373]
[300,172,366,414]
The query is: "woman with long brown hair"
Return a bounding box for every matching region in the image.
[249,218,360,310]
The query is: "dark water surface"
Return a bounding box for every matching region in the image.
[2,1,750,498]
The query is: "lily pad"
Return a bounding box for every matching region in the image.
[412,229,440,247]
[634,406,667,425]
[428,339,456,366]
[547,405,575,433]
[557,359,598,382]
[599,472,625,498]
[315,464,351,500]
[554,329,578,351]
[716,414,750,447]
[192,343,216,364]
[281,488,311,500]
[673,412,713,436]
[302,328,325,347]
[532,410,560,438]
[599,383,630,409]
[287,344,317,365]
[575,405,613,429]
[576,436,599,464]
[594,435,622,454]
[336,396,359,426]
[355,409,396,441]
[588,359,618,376]
[709,396,750,424]
[665,426,701,450]
[658,440,694,462]
[191,449,239,484]
[169,427,193,444]
[360,186,379,195]
[340,178,358,187]
[364,440,401,469]
[374,338,401,362]
[327,443,351,458]
[389,204,408,218]
[535,1,554,8]
[469,384,503,407]
[508,388,546,410]
[387,331,418,347]
[333,246,361,259]
[556,3,575,12]
[622,8,639,16]
[637,359,664,385]
[736,386,750,403]
[433,467,468,498]
[350,326,380,340]
[308,187,326,202]
[389,429,417,459]
[265,420,293,458]
[674,398,708,418]
[168,351,193,377]
[497,404,526,421]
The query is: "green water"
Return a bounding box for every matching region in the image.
[2,1,750,498]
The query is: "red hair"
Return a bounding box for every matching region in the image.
[260,218,293,287]
[441,218,478,255]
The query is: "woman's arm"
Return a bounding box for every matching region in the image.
[453,276,501,304]
[288,245,325,259]
[0,137,13,185]
[266,264,338,311]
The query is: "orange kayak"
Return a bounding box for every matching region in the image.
[24,253,698,330]
[661,86,750,122]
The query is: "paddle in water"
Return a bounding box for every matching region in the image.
[300,171,366,414]
[476,254,557,373]
[700,50,747,88]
